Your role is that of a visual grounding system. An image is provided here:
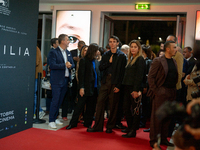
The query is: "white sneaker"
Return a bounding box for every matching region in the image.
[49,122,57,129]
[55,119,63,125]
[33,114,36,119]
[39,111,45,119]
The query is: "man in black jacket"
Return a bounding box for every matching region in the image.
[87,35,127,133]
[183,46,196,75]
[67,41,85,113]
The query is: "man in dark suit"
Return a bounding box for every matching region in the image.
[45,38,59,114]
[147,41,178,147]
[69,41,85,112]
[48,34,75,129]
[47,38,59,67]
[183,46,196,75]
[70,41,85,67]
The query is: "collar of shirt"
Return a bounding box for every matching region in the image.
[186,56,192,61]
[77,48,80,57]
[59,46,65,52]
[108,48,119,55]
[51,46,56,49]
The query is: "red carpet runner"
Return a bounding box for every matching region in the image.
[0,122,167,150]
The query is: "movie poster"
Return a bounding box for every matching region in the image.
[56,11,91,50]
[0,0,39,138]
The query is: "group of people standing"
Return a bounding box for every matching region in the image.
[45,33,199,149]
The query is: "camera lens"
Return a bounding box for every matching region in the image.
[191,91,200,99]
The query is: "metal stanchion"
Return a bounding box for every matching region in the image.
[33,72,46,124]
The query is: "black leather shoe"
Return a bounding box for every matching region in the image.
[66,125,76,130]
[115,124,126,129]
[105,128,112,133]
[161,139,174,147]
[87,128,103,132]
[143,128,150,132]
[122,130,136,138]
[121,128,130,133]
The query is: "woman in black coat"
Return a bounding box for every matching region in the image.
[66,43,101,129]
[122,40,146,138]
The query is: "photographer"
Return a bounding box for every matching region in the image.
[185,98,200,140]
[153,132,200,150]
[152,99,200,150]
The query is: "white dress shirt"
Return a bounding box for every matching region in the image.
[59,46,69,77]
[77,48,80,57]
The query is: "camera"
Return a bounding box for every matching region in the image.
[191,75,200,99]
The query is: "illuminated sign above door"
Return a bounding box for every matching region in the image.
[135,4,150,10]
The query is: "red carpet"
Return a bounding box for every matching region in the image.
[0,121,167,150]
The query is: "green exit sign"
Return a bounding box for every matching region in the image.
[135,4,150,10]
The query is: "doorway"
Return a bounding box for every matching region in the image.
[101,12,186,53]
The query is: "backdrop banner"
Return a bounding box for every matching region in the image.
[0,0,39,139]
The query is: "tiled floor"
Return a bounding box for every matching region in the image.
[33,108,72,131]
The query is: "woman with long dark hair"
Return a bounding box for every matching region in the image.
[122,40,146,138]
[66,43,101,129]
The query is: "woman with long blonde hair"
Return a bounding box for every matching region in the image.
[121,40,146,138]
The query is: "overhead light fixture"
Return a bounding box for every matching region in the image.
[135,4,150,10]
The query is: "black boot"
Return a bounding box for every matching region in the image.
[121,128,130,133]
[122,130,136,138]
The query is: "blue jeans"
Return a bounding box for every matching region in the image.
[34,79,43,114]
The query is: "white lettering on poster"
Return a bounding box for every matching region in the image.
[3,45,30,56]
[0,110,15,124]
[0,0,10,16]
[0,24,28,36]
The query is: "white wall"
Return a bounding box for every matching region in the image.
[39,3,200,47]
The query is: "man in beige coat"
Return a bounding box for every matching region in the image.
[34,46,45,119]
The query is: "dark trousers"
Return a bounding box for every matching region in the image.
[46,89,52,112]
[62,87,71,117]
[93,75,120,130]
[49,78,68,122]
[115,85,124,125]
[150,86,176,145]
[140,92,151,126]
[123,85,141,131]
[71,78,78,110]
[70,88,98,127]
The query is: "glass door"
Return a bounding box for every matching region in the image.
[103,15,114,47]
[37,14,52,64]
[176,15,186,48]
